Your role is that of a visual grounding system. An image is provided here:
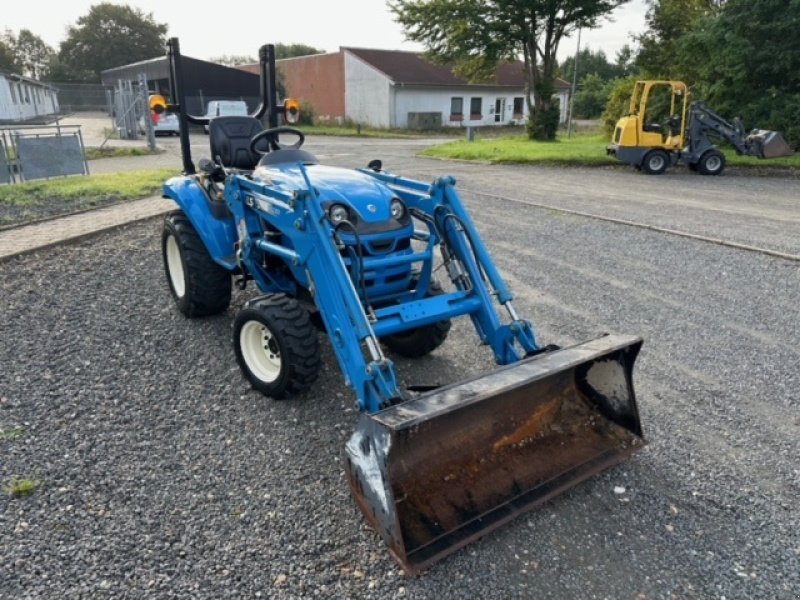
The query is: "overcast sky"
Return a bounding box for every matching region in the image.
[3,0,649,62]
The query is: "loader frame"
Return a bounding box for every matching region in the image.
[164,165,541,413]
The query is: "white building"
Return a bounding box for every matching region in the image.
[0,72,60,123]
[263,48,570,129]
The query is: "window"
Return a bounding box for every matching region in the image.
[10,82,17,104]
[450,97,463,121]
[513,97,524,117]
[470,97,482,119]
[24,85,31,104]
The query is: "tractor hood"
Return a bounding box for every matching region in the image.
[252,164,399,224]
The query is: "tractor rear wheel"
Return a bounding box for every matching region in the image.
[641,150,669,175]
[233,294,321,398]
[162,211,231,317]
[697,149,726,176]
[382,280,451,358]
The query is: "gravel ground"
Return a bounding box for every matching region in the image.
[1,175,798,598]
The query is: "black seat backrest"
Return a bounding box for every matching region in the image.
[208,116,264,170]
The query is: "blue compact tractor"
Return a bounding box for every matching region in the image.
[159,38,646,573]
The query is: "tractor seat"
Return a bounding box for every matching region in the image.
[208,116,267,170]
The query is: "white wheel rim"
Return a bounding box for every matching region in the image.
[706,155,722,171]
[166,234,186,298]
[650,155,665,170]
[240,320,281,383]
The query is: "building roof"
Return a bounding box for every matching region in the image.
[0,71,58,90]
[100,55,260,93]
[342,48,570,90]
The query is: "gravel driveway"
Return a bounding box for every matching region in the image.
[1,139,799,598]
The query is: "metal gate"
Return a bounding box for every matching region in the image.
[0,125,89,184]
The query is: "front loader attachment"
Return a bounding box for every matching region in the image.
[747,129,794,158]
[345,334,644,573]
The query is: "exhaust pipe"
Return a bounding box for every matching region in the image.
[345,334,645,573]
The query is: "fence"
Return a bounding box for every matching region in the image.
[0,124,89,184]
[45,81,109,113]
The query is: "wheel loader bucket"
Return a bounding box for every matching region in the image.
[345,334,644,573]
[747,129,794,158]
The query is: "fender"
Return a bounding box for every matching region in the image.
[162,175,238,269]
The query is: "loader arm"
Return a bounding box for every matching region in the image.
[225,166,542,413]
[688,102,793,159]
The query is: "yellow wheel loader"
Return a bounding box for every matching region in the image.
[607,80,793,175]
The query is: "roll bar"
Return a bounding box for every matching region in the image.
[165,37,283,174]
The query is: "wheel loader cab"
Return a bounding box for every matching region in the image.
[636,81,688,149]
[607,80,690,172]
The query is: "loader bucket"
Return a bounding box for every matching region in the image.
[747,129,794,158]
[345,334,644,573]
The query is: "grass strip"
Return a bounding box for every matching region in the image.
[421,133,800,171]
[0,169,176,207]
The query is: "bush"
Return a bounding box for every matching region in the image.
[601,76,638,138]
[526,105,560,140]
[298,100,316,126]
[572,73,613,119]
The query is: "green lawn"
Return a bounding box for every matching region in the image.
[421,133,800,171]
[0,169,177,226]
[0,169,175,207]
[302,124,431,139]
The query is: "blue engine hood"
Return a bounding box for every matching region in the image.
[252,164,398,224]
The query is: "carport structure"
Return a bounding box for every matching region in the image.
[101,55,262,116]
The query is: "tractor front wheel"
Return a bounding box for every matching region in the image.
[162,211,231,317]
[641,150,669,175]
[697,149,726,176]
[382,280,451,358]
[233,294,321,398]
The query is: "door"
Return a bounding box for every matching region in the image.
[494,98,505,123]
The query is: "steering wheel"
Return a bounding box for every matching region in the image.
[662,115,681,136]
[249,127,305,155]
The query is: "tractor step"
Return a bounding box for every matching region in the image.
[345,334,644,573]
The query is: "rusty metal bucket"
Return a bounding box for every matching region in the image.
[345,334,645,573]
[747,129,794,158]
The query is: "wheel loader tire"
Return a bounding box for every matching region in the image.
[697,149,726,176]
[233,294,321,399]
[382,280,451,358]
[641,150,669,175]
[162,211,231,317]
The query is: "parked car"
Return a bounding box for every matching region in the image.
[203,100,249,133]
[139,112,180,136]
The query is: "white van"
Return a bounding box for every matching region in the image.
[203,100,249,132]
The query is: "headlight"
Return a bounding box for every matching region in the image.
[390,198,405,219]
[328,204,349,224]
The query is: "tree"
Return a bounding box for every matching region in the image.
[391,0,629,140]
[601,75,637,136]
[613,44,635,77]
[559,47,624,83]
[634,0,724,77]
[210,55,257,67]
[0,36,19,73]
[10,29,54,79]
[58,3,167,82]
[274,44,324,59]
[572,73,613,118]
[676,0,800,146]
